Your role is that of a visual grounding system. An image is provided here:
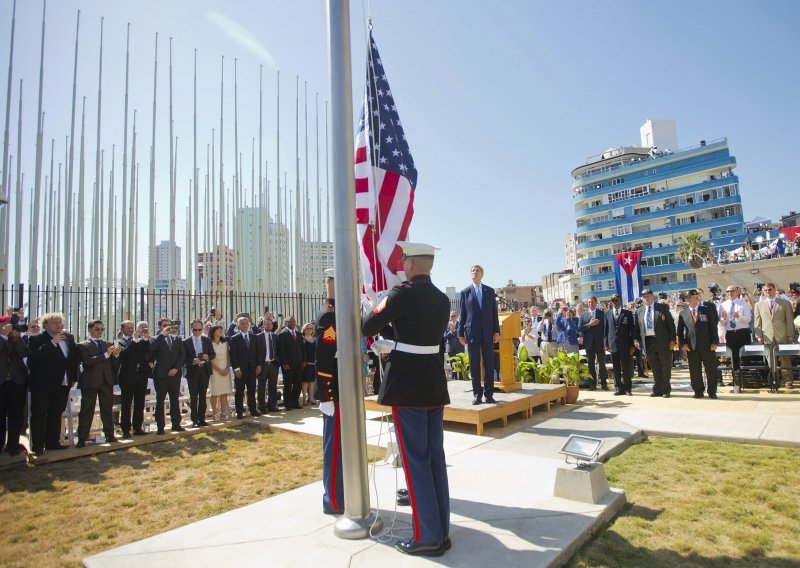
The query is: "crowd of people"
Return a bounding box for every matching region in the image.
[513,282,799,396]
[0,307,324,457]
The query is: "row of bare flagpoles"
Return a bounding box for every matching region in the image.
[0,0,334,320]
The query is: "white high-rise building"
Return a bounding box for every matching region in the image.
[565,232,579,273]
[151,240,185,291]
[235,207,291,293]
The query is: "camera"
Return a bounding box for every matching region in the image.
[709,283,721,294]
[754,282,764,292]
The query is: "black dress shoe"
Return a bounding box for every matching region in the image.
[650,393,661,397]
[614,391,624,396]
[443,536,452,551]
[589,385,596,391]
[484,395,497,404]
[172,425,186,432]
[192,422,200,428]
[693,394,704,399]
[121,432,132,439]
[662,393,671,398]
[133,429,149,436]
[396,539,445,557]
[236,413,245,419]
[708,394,718,399]
[258,407,268,414]
[105,435,118,443]
[472,396,482,405]
[601,385,610,391]
[250,411,262,417]
[198,421,210,427]
[75,440,86,448]
[157,429,166,435]
[46,443,68,451]
[267,406,279,412]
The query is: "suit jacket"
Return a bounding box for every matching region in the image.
[604,308,636,354]
[578,307,606,350]
[277,327,305,369]
[149,333,186,380]
[183,335,215,378]
[458,283,500,344]
[754,297,796,344]
[77,339,119,390]
[253,331,280,365]
[229,331,258,375]
[678,304,720,351]
[116,337,150,385]
[27,331,80,389]
[0,334,28,385]
[635,302,676,353]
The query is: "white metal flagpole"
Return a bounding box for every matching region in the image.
[327,0,382,539]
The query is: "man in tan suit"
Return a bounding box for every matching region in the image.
[754,283,797,388]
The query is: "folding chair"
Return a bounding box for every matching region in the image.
[715,345,733,388]
[773,344,800,393]
[737,345,771,390]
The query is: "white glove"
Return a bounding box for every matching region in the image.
[319,401,335,417]
[371,339,394,355]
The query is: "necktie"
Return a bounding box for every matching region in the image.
[769,299,774,313]
[266,334,271,360]
[547,322,552,342]
[646,307,653,330]
[476,285,483,309]
[692,308,697,322]
[614,309,619,322]
[244,333,250,347]
[95,339,102,349]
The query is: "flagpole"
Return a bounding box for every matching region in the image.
[192,48,198,295]
[316,92,321,279]
[92,16,104,290]
[64,10,80,288]
[294,76,300,293]
[147,33,158,292]
[13,80,22,288]
[258,64,263,293]
[127,109,137,295]
[0,0,17,292]
[121,22,130,294]
[275,69,280,292]
[76,95,86,294]
[327,0,382,538]
[30,0,47,287]
[168,37,175,293]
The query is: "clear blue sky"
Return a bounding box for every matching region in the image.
[2,0,799,291]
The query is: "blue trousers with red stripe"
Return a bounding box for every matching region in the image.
[322,401,345,514]
[392,406,450,545]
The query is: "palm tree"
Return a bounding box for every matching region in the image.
[677,233,712,268]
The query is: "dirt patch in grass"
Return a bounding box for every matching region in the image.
[0,424,322,567]
[571,437,800,567]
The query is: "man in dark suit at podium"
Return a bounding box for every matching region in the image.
[458,264,500,405]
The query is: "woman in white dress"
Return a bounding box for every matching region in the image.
[519,317,541,362]
[208,325,233,421]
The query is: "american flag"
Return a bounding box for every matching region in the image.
[355,31,417,301]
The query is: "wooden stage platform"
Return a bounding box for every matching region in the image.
[364,381,567,435]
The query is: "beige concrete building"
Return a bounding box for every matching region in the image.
[497,281,546,310]
[695,255,800,295]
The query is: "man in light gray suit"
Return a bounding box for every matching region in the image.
[754,282,797,388]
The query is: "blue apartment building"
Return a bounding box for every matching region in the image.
[571,120,746,301]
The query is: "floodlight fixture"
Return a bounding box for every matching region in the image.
[559,434,603,467]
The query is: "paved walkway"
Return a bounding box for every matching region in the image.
[81,372,798,567]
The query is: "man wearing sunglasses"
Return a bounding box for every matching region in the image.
[718,286,752,374]
[184,319,215,427]
[76,319,121,447]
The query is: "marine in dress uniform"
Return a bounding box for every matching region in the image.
[315,269,345,515]
[361,242,452,557]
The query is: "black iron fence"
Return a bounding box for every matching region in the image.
[4,284,464,342]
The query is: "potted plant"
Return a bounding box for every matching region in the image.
[515,346,538,383]
[536,350,591,404]
[677,232,712,269]
[447,353,470,381]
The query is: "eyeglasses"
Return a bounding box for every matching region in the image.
[726,290,737,293]
[95,327,105,331]
[191,328,203,332]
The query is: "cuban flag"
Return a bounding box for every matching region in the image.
[613,250,643,302]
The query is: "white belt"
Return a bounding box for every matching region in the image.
[394,342,440,355]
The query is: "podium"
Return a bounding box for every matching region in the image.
[494,311,522,392]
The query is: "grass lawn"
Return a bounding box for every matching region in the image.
[571,437,800,567]
[0,424,322,568]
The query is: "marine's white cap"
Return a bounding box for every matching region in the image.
[324,268,335,280]
[398,241,439,258]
